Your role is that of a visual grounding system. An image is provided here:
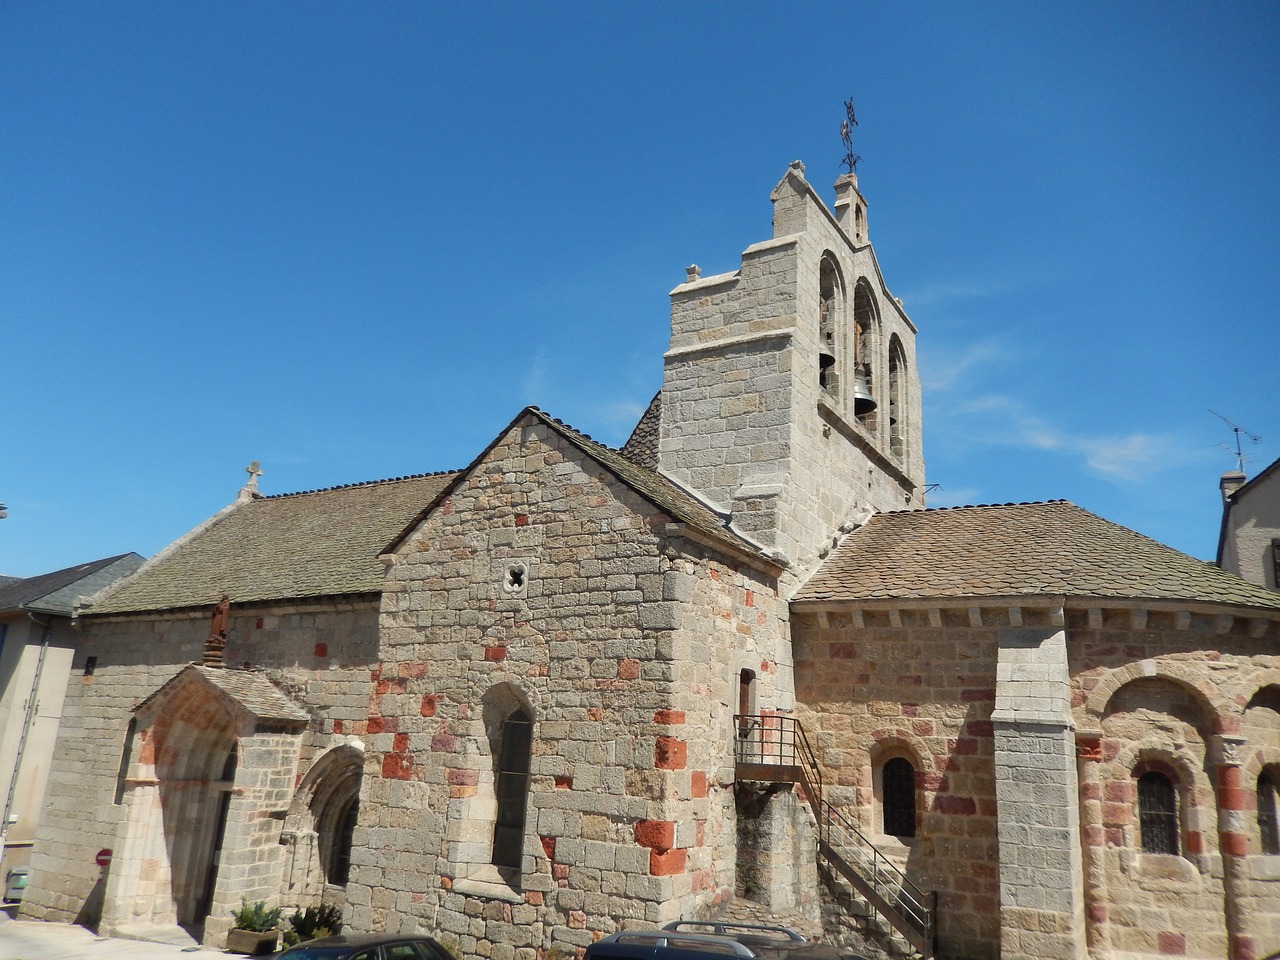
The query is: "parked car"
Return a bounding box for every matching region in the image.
[583,923,865,960]
[661,922,864,960]
[272,933,452,960]
[585,930,758,960]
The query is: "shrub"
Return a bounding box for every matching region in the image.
[289,902,344,941]
[231,899,283,933]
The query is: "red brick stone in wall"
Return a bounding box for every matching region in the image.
[655,737,687,769]
[635,819,675,851]
[382,752,412,780]
[649,849,687,875]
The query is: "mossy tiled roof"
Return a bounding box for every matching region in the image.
[795,500,1280,610]
[90,473,457,615]
[134,664,310,723]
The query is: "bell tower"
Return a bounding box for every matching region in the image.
[657,161,924,587]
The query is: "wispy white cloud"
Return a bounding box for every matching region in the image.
[899,281,997,309]
[920,341,1014,392]
[519,348,553,407]
[931,391,1209,485]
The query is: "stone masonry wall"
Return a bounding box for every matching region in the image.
[355,416,787,960]
[661,165,923,594]
[791,607,1004,960]
[22,602,379,930]
[1069,607,1280,960]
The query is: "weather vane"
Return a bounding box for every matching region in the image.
[840,98,861,174]
[1210,410,1261,473]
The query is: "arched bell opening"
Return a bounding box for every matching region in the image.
[818,255,845,397]
[851,281,879,429]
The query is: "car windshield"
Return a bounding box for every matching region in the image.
[278,948,356,960]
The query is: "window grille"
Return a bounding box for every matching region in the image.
[1137,771,1179,855]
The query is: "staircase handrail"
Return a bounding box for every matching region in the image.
[733,714,936,958]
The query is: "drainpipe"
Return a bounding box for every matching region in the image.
[1,614,53,865]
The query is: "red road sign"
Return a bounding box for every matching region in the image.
[95,848,112,867]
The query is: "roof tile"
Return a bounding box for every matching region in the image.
[795,501,1280,611]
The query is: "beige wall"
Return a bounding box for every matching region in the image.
[1222,467,1280,589]
[0,615,76,883]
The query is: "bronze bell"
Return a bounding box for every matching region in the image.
[818,350,836,388]
[852,369,877,415]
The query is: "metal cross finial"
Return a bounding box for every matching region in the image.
[840,98,861,174]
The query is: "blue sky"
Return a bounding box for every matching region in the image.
[3,2,1278,577]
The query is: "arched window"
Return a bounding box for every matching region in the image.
[818,257,843,396]
[851,281,879,429]
[492,708,533,869]
[882,756,916,838]
[1259,768,1279,855]
[888,336,907,459]
[1137,770,1179,855]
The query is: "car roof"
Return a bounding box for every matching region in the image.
[590,931,757,957]
[283,933,439,949]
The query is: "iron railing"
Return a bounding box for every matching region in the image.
[734,714,936,958]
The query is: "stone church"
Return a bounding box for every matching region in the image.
[19,161,1280,960]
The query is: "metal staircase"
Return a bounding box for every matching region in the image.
[734,715,937,959]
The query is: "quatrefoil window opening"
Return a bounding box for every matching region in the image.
[503,562,528,595]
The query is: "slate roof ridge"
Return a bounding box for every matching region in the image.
[0,553,142,613]
[261,469,461,500]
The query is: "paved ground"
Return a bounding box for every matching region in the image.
[0,897,822,959]
[0,913,228,959]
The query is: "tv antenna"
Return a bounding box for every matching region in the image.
[840,98,861,174]
[1210,410,1261,473]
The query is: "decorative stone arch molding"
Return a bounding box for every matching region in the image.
[1243,670,1280,709]
[867,730,931,842]
[867,728,935,774]
[1084,659,1232,731]
[282,741,365,902]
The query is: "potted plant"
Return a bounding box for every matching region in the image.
[227,899,283,955]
